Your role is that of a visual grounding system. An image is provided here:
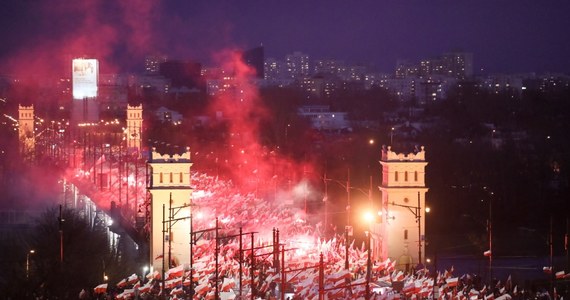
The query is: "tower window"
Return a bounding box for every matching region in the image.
[169,172,173,183]
[414,171,418,181]
[159,173,163,183]
[404,171,408,181]
[395,171,399,182]
[404,229,408,240]
[179,172,183,183]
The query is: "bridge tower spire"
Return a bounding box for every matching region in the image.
[378,145,428,271]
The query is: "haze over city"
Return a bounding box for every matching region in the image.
[1,1,570,299]
[0,1,569,75]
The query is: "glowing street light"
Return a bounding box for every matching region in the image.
[142,265,149,282]
[363,211,374,224]
[26,250,35,279]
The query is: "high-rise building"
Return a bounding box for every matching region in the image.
[395,60,418,79]
[285,52,309,81]
[72,58,99,100]
[264,58,283,81]
[241,46,264,79]
[145,55,168,75]
[71,58,99,124]
[159,60,202,89]
[396,52,473,80]
[313,59,344,75]
[441,52,473,79]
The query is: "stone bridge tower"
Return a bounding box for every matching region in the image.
[148,147,193,272]
[379,146,428,271]
[18,105,35,162]
[126,104,143,153]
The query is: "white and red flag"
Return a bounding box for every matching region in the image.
[93,283,107,294]
[166,265,184,280]
[446,277,459,288]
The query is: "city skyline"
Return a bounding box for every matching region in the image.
[0,1,569,77]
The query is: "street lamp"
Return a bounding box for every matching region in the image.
[363,211,374,224]
[26,250,35,279]
[142,265,149,282]
[486,190,493,285]
[362,211,376,300]
[365,230,372,300]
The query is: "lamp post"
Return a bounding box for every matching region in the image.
[26,250,35,279]
[487,191,493,285]
[363,211,374,300]
[390,192,426,266]
[365,231,372,300]
[58,205,64,264]
[142,265,149,283]
[324,172,373,230]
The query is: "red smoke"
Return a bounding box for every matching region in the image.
[205,49,317,196]
[1,1,322,212]
[0,1,162,79]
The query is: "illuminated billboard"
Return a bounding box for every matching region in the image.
[72,59,98,99]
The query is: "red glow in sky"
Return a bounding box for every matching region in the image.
[205,49,317,192]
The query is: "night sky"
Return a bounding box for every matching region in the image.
[0,0,569,76]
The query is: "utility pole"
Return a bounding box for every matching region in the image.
[564,217,570,270]
[323,172,328,236]
[58,205,64,264]
[369,175,373,210]
[215,218,219,300]
[550,216,554,296]
[319,253,324,300]
[488,195,493,285]
[161,203,165,292]
[251,232,254,300]
[345,226,349,270]
[189,209,194,297]
[366,231,371,300]
[417,192,422,266]
[390,197,423,268]
[347,168,351,227]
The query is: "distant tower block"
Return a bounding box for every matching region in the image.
[18,105,35,161]
[378,146,428,271]
[148,148,193,272]
[126,104,143,152]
